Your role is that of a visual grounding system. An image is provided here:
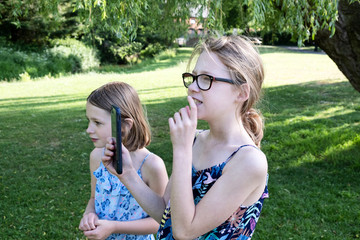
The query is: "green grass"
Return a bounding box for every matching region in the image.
[0,47,359,239]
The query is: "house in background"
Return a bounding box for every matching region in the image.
[175,6,208,47]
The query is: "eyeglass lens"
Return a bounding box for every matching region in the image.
[183,74,212,90]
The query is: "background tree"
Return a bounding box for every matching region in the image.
[0,0,85,44]
[222,0,251,33]
[248,0,360,92]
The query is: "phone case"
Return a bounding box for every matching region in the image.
[112,105,122,174]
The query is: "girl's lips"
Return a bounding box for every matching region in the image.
[90,138,98,142]
[192,98,203,105]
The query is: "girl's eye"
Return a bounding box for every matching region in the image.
[95,121,102,126]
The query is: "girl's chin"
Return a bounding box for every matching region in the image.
[93,141,105,148]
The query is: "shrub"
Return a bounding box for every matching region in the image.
[108,42,143,64]
[0,38,100,81]
[49,38,100,72]
[140,43,165,59]
[0,47,48,81]
[154,48,176,61]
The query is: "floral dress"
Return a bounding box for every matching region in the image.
[94,154,155,240]
[157,145,269,240]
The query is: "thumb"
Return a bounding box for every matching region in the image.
[94,218,100,226]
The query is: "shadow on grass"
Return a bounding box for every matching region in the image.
[0,94,86,110]
[261,80,359,167]
[255,80,360,239]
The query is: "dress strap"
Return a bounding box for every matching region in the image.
[138,153,152,171]
[193,130,206,145]
[224,144,259,164]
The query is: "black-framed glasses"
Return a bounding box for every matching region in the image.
[182,72,238,91]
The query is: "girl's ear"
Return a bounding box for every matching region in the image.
[236,83,250,103]
[123,118,134,132]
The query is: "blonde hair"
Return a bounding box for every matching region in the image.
[87,81,151,151]
[189,36,265,147]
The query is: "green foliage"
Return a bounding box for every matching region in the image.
[0,38,99,81]
[108,42,143,64]
[0,46,50,81]
[261,31,295,45]
[49,38,100,72]
[0,0,84,44]
[222,0,251,31]
[140,43,165,59]
[248,0,340,45]
[76,0,225,41]
[2,0,359,51]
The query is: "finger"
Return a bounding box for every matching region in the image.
[80,220,90,231]
[101,147,113,162]
[106,137,113,144]
[84,229,96,238]
[94,218,100,226]
[104,148,114,157]
[168,117,175,130]
[106,142,115,151]
[179,107,190,121]
[173,111,182,124]
[187,96,197,120]
[79,221,84,230]
[101,154,111,162]
[89,218,96,230]
[186,105,190,116]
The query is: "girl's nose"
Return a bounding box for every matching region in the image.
[86,124,93,134]
[188,80,199,92]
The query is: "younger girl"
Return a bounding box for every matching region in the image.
[79,81,168,240]
[103,36,268,239]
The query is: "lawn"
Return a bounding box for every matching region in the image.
[0,46,359,239]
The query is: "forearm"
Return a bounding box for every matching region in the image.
[170,147,195,238]
[121,169,166,223]
[83,198,96,215]
[110,217,159,235]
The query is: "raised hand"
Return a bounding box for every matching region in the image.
[101,137,135,178]
[168,96,198,151]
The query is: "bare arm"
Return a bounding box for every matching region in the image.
[79,148,102,231]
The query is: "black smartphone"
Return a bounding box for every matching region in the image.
[111,105,122,174]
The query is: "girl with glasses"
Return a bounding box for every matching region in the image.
[103,36,268,239]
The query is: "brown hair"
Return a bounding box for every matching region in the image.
[87,81,151,151]
[189,36,265,147]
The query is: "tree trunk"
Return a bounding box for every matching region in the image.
[315,0,360,93]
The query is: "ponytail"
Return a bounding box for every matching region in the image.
[241,108,264,148]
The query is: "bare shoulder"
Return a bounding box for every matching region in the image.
[89,148,103,170]
[141,151,169,195]
[142,152,167,175]
[224,146,267,179]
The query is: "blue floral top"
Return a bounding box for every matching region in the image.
[157,145,269,240]
[94,154,155,240]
